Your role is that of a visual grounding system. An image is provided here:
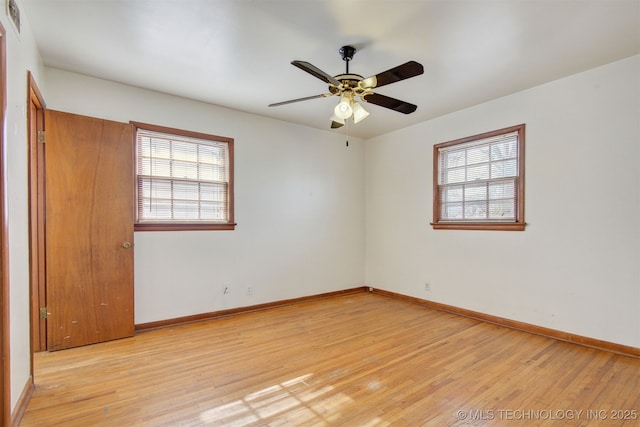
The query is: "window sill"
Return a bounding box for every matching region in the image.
[135,223,237,232]
[430,222,526,231]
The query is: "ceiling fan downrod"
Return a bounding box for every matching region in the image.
[339,45,356,74]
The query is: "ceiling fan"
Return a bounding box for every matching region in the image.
[269,45,424,129]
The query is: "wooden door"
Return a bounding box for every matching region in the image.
[28,73,46,353]
[45,110,134,351]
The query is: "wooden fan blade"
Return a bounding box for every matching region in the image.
[269,93,331,107]
[292,61,341,86]
[331,120,344,129]
[363,93,417,114]
[360,61,424,89]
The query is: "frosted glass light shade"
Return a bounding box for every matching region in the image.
[334,97,353,119]
[352,101,369,124]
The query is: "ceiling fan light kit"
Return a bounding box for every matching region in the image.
[269,45,424,130]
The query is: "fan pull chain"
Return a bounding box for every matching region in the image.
[346,120,349,147]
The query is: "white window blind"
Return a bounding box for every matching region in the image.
[136,129,230,223]
[438,131,519,222]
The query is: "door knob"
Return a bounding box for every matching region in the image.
[122,241,132,249]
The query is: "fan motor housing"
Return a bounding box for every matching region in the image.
[329,73,364,95]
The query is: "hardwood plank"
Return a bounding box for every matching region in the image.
[20,293,640,426]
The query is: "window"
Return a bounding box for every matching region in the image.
[432,124,525,231]
[133,122,235,231]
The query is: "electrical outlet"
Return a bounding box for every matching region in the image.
[246,286,253,296]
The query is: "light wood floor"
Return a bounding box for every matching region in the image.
[20,293,639,426]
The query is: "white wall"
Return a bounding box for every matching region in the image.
[42,69,367,324]
[366,55,640,348]
[1,9,44,414]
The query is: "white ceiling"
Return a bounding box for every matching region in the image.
[21,0,640,139]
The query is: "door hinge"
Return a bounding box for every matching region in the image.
[37,130,45,143]
[39,307,48,319]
